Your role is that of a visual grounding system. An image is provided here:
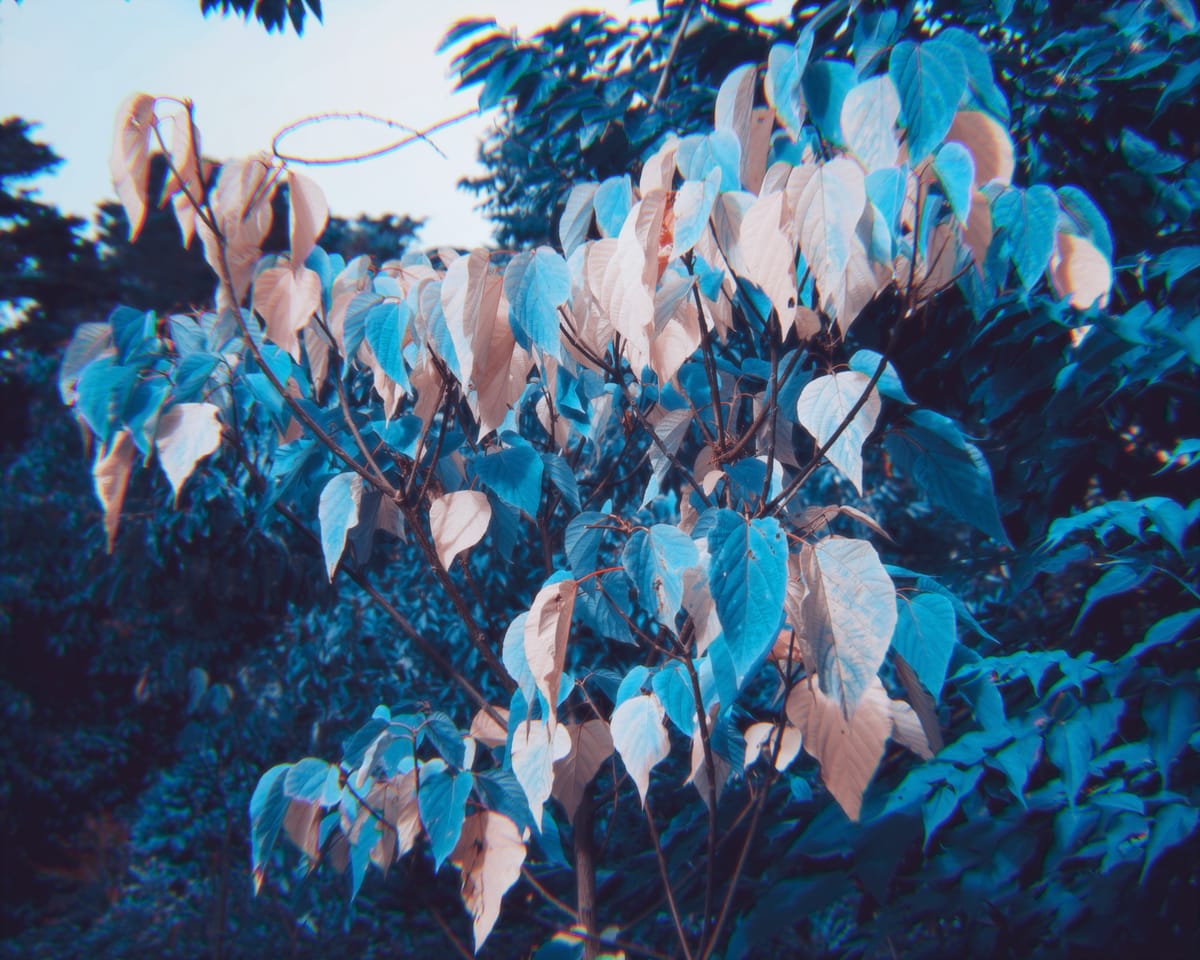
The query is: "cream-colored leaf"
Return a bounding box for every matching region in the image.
[841,75,901,174]
[611,692,670,807]
[639,139,679,196]
[786,676,891,820]
[287,169,329,268]
[523,579,578,728]
[889,699,934,760]
[381,770,422,859]
[686,710,731,811]
[159,112,204,247]
[946,111,1015,188]
[155,402,222,505]
[743,106,775,195]
[199,154,278,308]
[714,64,756,187]
[441,249,497,389]
[110,94,156,241]
[284,800,322,860]
[742,721,803,772]
[451,811,526,952]
[93,429,136,553]
[469,706,510,749]
[429,490,492,570]
[790,159,867,317]
[511,719,572,830]
[252,263,322,362]
[1050,232,1111,309]
[552,719,614,823]
[795,371,881,495]
[739,191,799,331]
[962,190,993,272]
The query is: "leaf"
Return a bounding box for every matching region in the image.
[992,185,1058,290]
[1050,232,1111,310]
[765,37,814,140]
[807,537,897,714]
[559,182,597,257]
[552,720,614,824]
[418,763,473,871]
[154,402,223,505]
[93,429,136,553]
[610,692,669,807]
[707,511,789,684]
[250,763,290,890]
[945,110,1014,187]
[889,39,966,164]
[621,524,699,635]
[110,93,156,241]
[510,719,571,830]
[318,472,364,580]
[892,593,956,701]
[429,490,492,570]
[795,371,881,495]
[59,322,114,406]
[1141,803,1199,884]
[840,75,901,173]
[523,578,578,725]
[848,349,911,404]
[472,442,543,517]
[593,174,634,238]
[789,159,867,322]
[288,169,328,268]
[786,677,891,820]
[884,410,1009,544]
[742,722,803,772]
[673,173,721,256]
[469,706,509,749]
[801,60,857,147]
[932,142,975,227]
[504,247,570,360]
[1056,185,1113,260]
[451,812,526,952]
[737,190,800,327]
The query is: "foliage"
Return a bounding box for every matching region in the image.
[32,1,1200,958]
[200,0,324,35]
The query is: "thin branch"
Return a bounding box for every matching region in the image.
[644,798,695,960]
[650,0,700,111]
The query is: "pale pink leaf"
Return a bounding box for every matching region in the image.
[786,676,891,820]
[946,111,1015,188]
[739,191,799,332]
[1050,232,1111,309]
[110,93,157,241]
[154,402,223,505]
[840,75,901,173]
[469,707,510,749]
[523,579,578,729]
[451,811,526,952]
[429,490,492,570]
[511,719,572,830]
[795,371,881,495]
[252,263,323,362]
[93,429,136,553]
[742,721,803,772]
[288,169,329,268]
[552,719,614,824]
[889,699,935,760]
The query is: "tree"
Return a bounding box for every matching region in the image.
[200,0,324,35]
[55,2,1199,958]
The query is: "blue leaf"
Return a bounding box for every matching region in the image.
[364,300,412,391]
[1056,186,1113,260]
[892,593,957,701]
[503,613,536,706]
[1046,718,1093,803]
[849,349,912,403]
[1072,564,1151,632]
[933,142,974,227]
[677,131,742,191]
[865,166,907,248]
[766,36,815,140]
[541,452,581,513]
[1143,684,1200,784]
[616,665,651,707]
[673,173,722,255]
[622,524,699,635]
[342,291,381,363]
[565,511,605,582]
[284,758,334,803]
[173,352,220,403]
[992,185,1058,290]
[350,817,380,899]
[707,511,788,685]
[801,60,856,147]
[318,472,363,580]
[931,27,1008,120]
[1141,803,1199,883]
[472,441,544,517]
[504,247,571,359]
[884,410,1009,545]
[109,305,157,364]
[417,762,473,870]
[1129,608,1200,658]
[889,39,966,164]
[76,356,138,446]
[593,175,634,238]
[250,763,290,877]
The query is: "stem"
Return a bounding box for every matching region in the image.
[644,798,694,960]
[574,789,599,960]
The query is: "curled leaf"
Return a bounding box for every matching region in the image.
[451,812,526,952]
[110,93,157,241]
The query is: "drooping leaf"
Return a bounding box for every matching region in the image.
[801,60,857,147]
[889,39,966,164]
[504,247,571,360]
[429,490,492,570]
[786,677,891,820]
[884,410,1009,544]
[288,169,328,268]
[472,442,543,517]
[707,511,788,684]
[154,402,223,505]
[765,37,814,140]
[318,471,364,580]
[250,763,290,890]
[840,74,901,173]
[807,537,897,713]
[932,142,975,227]
[892,593,956,701]
[621,524,699,635]
[593,174,634,238]
[789,159,867,324]
[795,371,881,495]
[559,182,598,257]
[610,692,669,806]
[552,720,614,824]
[109,93,156,241]
[451,812,526,952]
[1056,185,1113,260]
[93,429,136,553]
[510,719,571,829]
[946,110,1014,187]
[742,721,803,772]
[992,185,1058,290]
[418,762,473,871]
[523,578,578,726]
[1049,232,1111,310]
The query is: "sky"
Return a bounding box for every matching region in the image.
[0,0,660,248]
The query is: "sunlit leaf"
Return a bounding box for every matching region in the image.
[510,718,571,830]
[451,812,526,952]
[765,37,814,140]
[154,402,222,505]
[795,370,881,495]
[288,169,328,268]
[622,524,699,636]
[524,577,578,726]
[253,263,322,362]
[429,490,492,570]
[418,762,473,870]
[946,110,1014,187]
[840,75,901,173]
[109,93,156,241]
[611,692,669,806]
[889,39,966,164]
[318,471,364,580]
[1049,232,1111,309]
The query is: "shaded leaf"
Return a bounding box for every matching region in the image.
[109,93,156,241]
[892,592,956,701]
[552,719,613,824]
[93,429,136,553]
[288,169,328,268]
[511,719,571,830]
[889,39,966,164]
[840,74,901,173]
